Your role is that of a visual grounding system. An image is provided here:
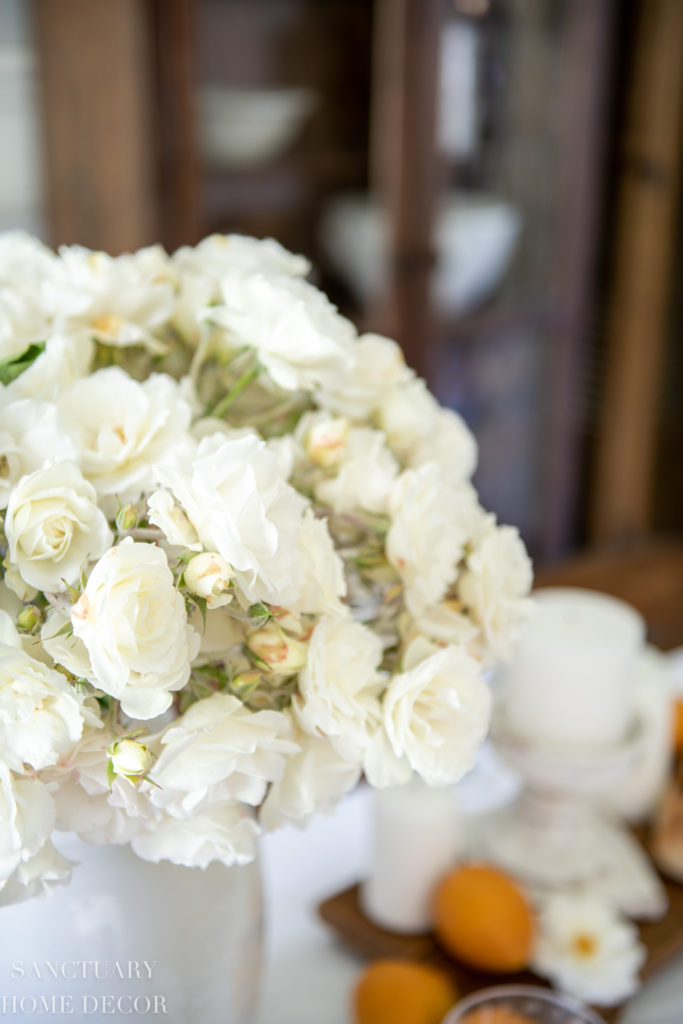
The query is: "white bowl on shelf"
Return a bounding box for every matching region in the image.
[198,86,317,169]
[319,191,522,315]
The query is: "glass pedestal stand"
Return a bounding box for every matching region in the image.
[466,714,667,920]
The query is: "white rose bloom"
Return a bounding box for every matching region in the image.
[379,378,477,484]
[209,272,355,391]
[0,395,76,508]
[0,642,96,771]
[149,694,298,815]
[0,838,72,907]
[412,407,477,486]
[386,464,466,616]
[155,432,308,606]
[71,538,200,719]
[533,894,646,1006]
[293,615,384,764]
[46,727,150,846]
[0,231,57,284]
[0,766,57,896]
[0,289,51,361]
[174,233,310,281]
[131,804,260,869]
[7,335,94,401]
[58,367,192,500]
[46,245,174,353]
[295,510,346,615]
[404,600,480,652]
[457,520,533,662]
[372,642,491,787]
[314,428,399,515]
[260,726,361,831]
[5,461,112,592]
[316,333,409,419]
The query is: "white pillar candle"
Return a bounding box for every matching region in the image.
[361,779,459,934]
[501,588,645,748]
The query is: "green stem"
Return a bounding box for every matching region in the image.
[209,364,259,419]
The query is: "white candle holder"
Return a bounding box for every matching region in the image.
[466,709,668,920]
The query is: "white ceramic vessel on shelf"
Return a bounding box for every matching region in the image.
[319,191,522,316]
[0,834,262,1024]
[198,86,317,169]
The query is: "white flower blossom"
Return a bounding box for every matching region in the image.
[316,333,409,420]
[71,539,200,719]
[58,367,192,500]
[131,804,260,869]
[533,894,646,1006]
[314,427,399,515]
[149,694,298,814]
[0,766,58,897]
[293,615,384,764]
[458,519,533,661]
[5,461,112,592]
[155,432,308,606]
[367,641,491,787]
[0,395,76,508]
[0,643,97,771]
[260,725,361,831]
[386,465,467,616]
[209,272,355,391]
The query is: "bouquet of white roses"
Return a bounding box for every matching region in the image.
[0,231,531,904]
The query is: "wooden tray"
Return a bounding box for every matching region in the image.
[319,869,683,1023]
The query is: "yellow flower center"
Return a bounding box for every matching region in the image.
[572,932,598,958]
[92,313,122,337]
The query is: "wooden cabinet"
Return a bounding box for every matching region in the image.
[30,0,683,564]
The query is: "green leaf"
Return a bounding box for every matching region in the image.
[0,343,46,385]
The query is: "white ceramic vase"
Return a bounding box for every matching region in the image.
[0,834,262,1023]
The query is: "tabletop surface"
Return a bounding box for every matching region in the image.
[256,652,683,1024]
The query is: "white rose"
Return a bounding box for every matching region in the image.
[107,737,154,782]
[0,395,77,508]
[314,427,399,515]
[5,461,112,592]
[403,600,480,652]
[155,432,308,606]
[374,642,491,787]
[0,643,95,771]
[45,727,149,846]
[296,412,350,469]
[412,407,477,486]
[260,726,361,831]
[7,335,94,401]
[458,520,533,662]
[0,766,57,896]
[209,272,355,391]
[378,378,477,484]
[131,804,260,869]
[174,233,310,281]
[149,694,298,814]
[71,538,200,719]
[184,552,233,609]
[316,333,409,419]
[295,510,346,615]
[58,367,192,499]
[386,465,466,615]
[47,245,174,353]
[0,838,72,907]
[293,615,384,763]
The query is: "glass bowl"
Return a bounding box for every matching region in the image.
[441,985,608,1024]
